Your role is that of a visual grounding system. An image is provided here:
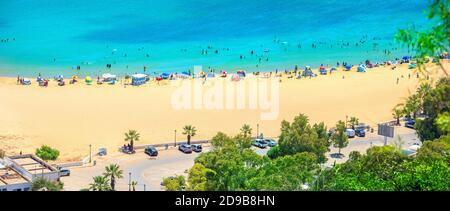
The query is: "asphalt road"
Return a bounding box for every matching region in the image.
[61,126,419,191]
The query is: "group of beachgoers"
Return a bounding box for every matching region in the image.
[0,37,15,43]
[9,57,412,87]
[86,34,404,74]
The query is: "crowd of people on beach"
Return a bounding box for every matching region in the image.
[11,33,449,88]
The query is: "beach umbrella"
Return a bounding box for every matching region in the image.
[357,65,366,72]
[344,65,352,71]
[161,73,170,79]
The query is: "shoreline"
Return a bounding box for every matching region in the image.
[0,62,447,161]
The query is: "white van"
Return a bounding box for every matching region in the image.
[346,129,356,138]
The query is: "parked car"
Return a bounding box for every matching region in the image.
[355,126,366,137]
[59,168,71,177]
[145,147,158,157]
[264,138,277,147]
[179,144,193,153]
[405,119,415,129]
[252,139,268,149]
[346,129,356,138]
[191,144,202,153]
[98,148,107,156]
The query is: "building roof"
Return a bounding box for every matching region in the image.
[0,167,30,185]
[8,154,57,174]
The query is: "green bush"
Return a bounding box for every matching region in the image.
[267,146,281,159]
[35,145,60,161]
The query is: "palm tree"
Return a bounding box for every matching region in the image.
[124,130,140,151]
[182,125,197,145]
[392,105,404,125]
[89,176,110,191]
[417,82,431,112]
[104,164,123,191]
[404,94,421,119]
[347,117,359,130]
[240,124,252,137]
[131,181,138,191]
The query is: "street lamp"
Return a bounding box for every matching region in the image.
[256,124,260,138]
[128,172,132,191]
[89,144,92,163]
[174,130,177,147]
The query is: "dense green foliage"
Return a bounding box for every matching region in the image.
[163,175,186,191]
[35,145,60,161]
[276,114,330,163]
[414,78,449,141]
[170,132,320,191]
[314,145,450,191]
[31,177,64,191]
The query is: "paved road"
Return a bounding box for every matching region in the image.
[61,146,209,191]
[61,126,419,191]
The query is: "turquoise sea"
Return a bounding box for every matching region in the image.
[0,0,429,77]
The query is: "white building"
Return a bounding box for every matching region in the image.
[0,154,61,191]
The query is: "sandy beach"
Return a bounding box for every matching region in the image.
[0,62,447,161]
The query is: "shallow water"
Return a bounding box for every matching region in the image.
[0,0,428,77]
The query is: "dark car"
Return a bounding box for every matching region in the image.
[405,120,415,129]
[145,147,158,157]
[179,144,193,153]
[355,126,366,137]
[191,144,202,153]
[252,139,268,149]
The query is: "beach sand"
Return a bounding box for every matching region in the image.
[0,62,447,161]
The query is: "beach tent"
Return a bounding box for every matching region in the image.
[161,73,170,80]
[207,72,215,78]
[302,66,317,77]
[237,70,246,78]
[330,67,337,72]
[408,63,417,69]
[132,74,148,86]
[181,71,190,76]
[85,76,93,84]
[36,76,44,82]
[102,73,117,82]
[178,73,190,79]
[22,78,31,85]
[357,65,366,72]
[55,75,64,81]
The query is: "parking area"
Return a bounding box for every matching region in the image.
[61,146,209,191]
